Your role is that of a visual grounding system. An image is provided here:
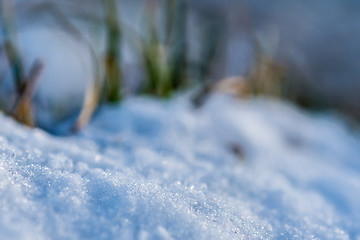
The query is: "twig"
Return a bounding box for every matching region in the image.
[12,60,44,127]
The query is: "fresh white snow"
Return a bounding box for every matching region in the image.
[0,94,360,239]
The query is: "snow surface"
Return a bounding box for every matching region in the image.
[0,94,360,240]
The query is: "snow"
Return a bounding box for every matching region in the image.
[0,94,360,239]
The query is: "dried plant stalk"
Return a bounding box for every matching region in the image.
[11,60,43,127]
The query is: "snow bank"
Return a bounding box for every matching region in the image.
[0,94,359,239]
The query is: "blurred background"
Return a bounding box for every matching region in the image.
[1,0,360,133]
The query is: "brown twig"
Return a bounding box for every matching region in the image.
[12,60,44,127]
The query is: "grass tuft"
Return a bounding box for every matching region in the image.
[102,0,123,103]
[138,0,188,98]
